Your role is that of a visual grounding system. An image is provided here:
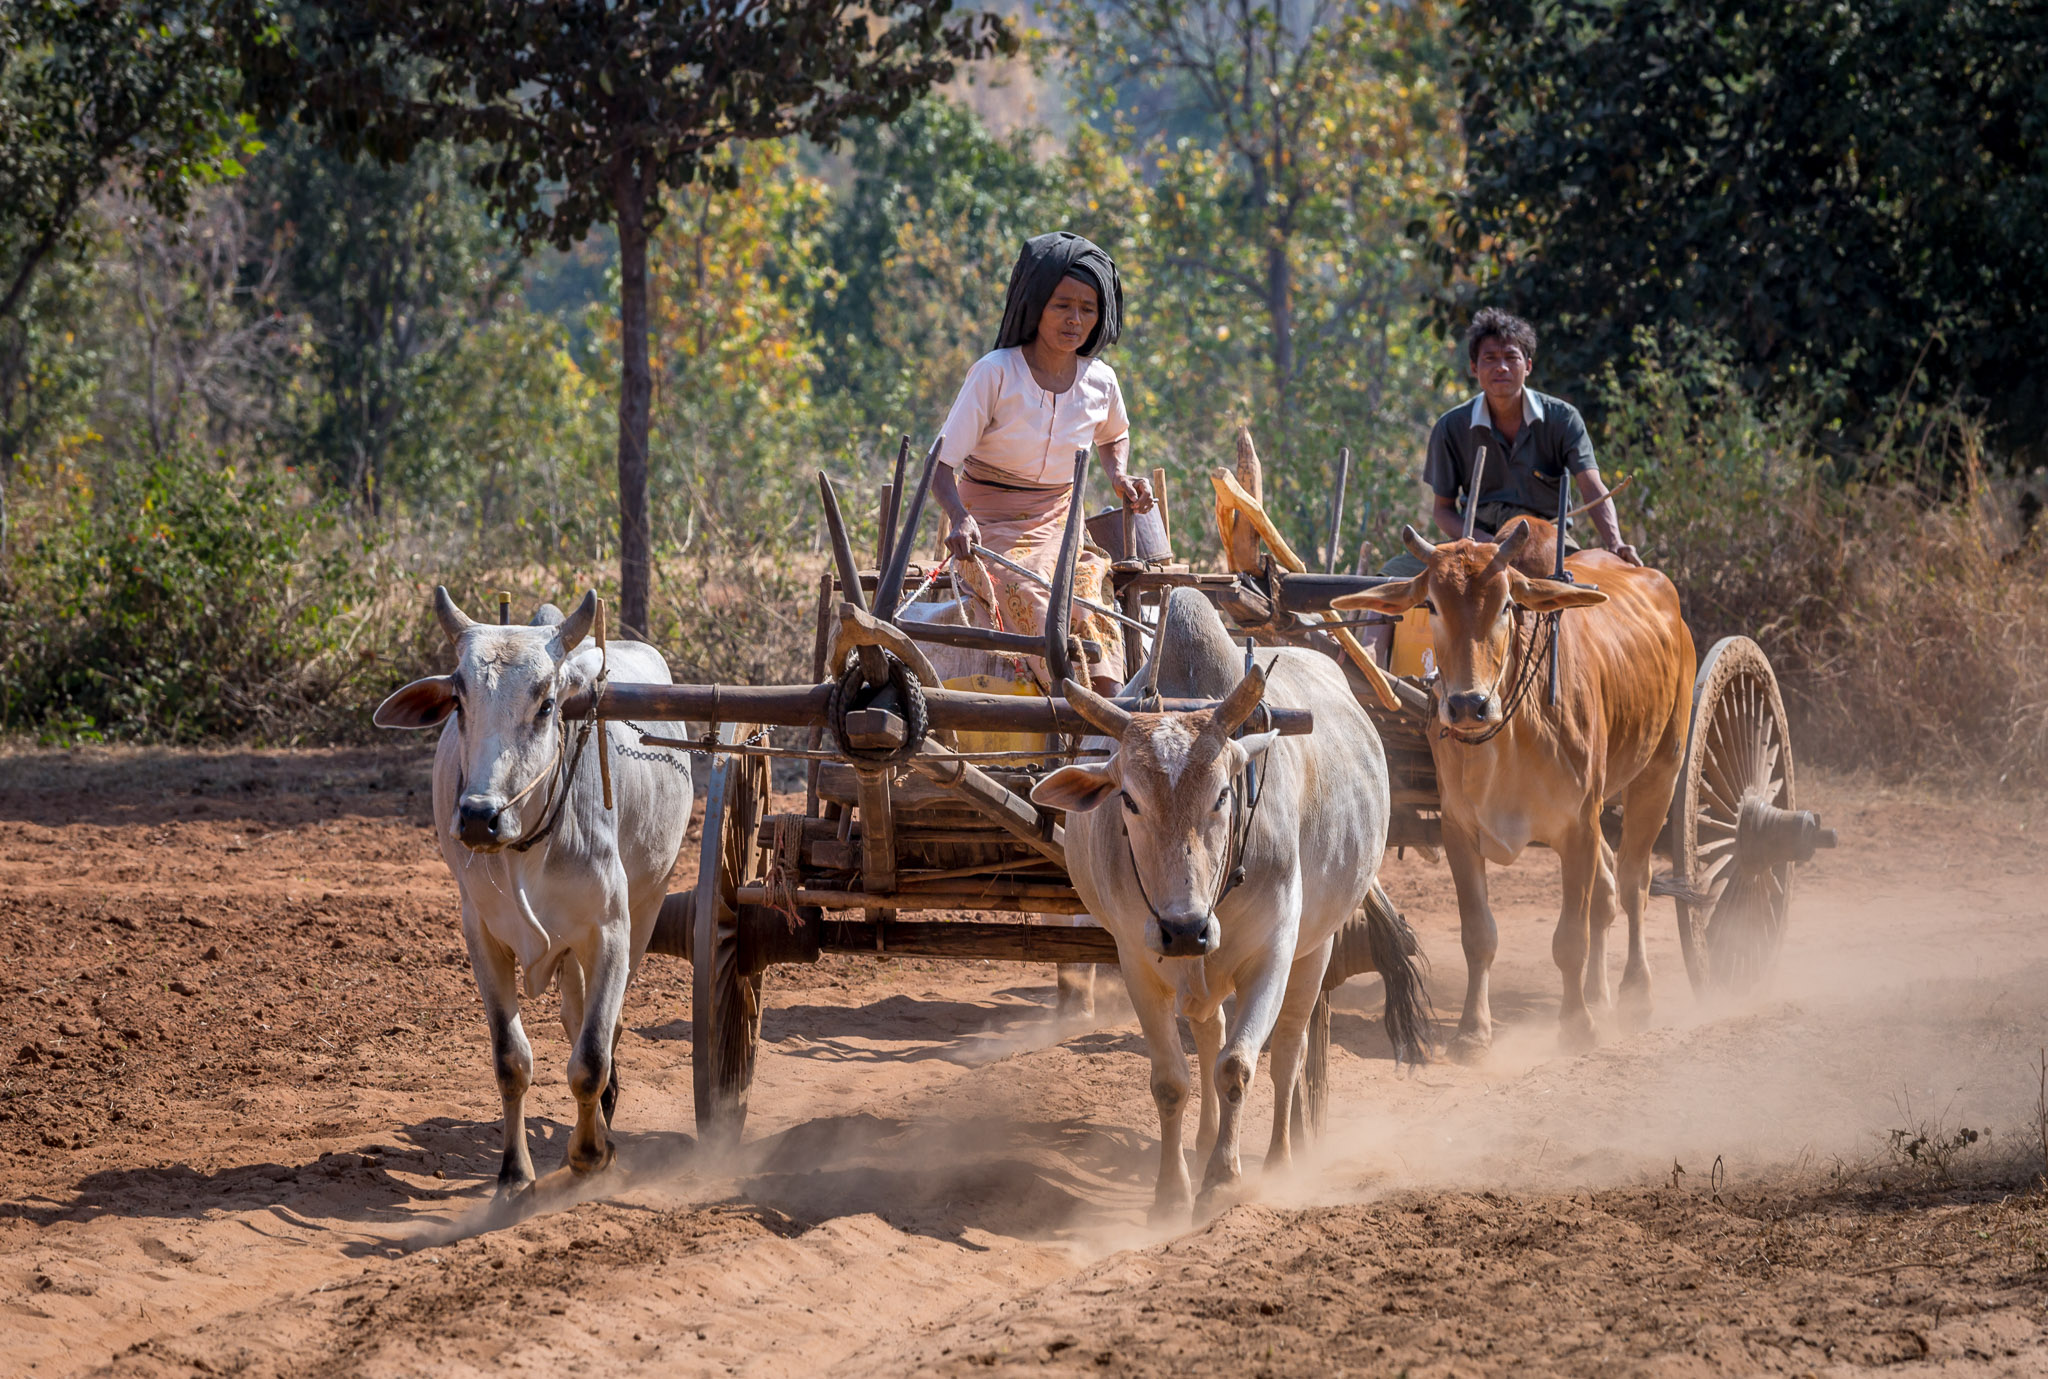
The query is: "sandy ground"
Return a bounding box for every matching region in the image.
[5,746,2048,1377]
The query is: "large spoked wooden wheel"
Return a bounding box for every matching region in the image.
[693,722,769,1149]
[1668,637,1797,997]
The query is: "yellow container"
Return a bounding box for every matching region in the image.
[1389,607,1435,680]
[943,674,1050,763]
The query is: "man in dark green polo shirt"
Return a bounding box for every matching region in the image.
[1368,308,1637,662]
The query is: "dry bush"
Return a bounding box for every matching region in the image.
[1603,333,2048,784]
[338,544,825,739]
[1762,472,2048,783]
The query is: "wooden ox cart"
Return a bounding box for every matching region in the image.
[564,436,1832,1147]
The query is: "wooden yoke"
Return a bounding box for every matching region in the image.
[1210,457,1403,713]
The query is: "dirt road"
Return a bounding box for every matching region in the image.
[4,747,2048,1376]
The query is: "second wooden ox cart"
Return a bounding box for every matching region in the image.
[571,435,1834,1146]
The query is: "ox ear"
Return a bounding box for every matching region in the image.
[1506,569,1609,612]
[374,676,456,729]
[1233,730,1279,764]
[554,590,600,649]
[1332,571,1427,616]
[1031,762,1121,814]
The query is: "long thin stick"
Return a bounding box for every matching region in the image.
[1326,446,1351,573]
[817,473,868,613]
[1045,447,1089,688]
[969,544,1148,633]
[1463,446,1488,540]
[1562,472,1633,521]
[883,434,909,560]
[874,435,942,621]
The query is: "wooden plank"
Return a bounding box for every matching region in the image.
[576,680,1312,737]
[736,885,1090,916]
[905,755,1065,866]
[821,918,1117,963]
[855,767,896,894]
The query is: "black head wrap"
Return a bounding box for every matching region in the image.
[994,231,1123,358]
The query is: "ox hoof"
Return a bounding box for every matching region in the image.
[1148,1192,1191,1228]
[1557,1016,1598,1055]
[1448,1032,1492,1065]
[1193,1181,1244,1223]
[568,1141,616,1176]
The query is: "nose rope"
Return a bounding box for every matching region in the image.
[451,666,610,853]
[509,669,607,853]
[1441,609,1555,745]
[1119,749,1264,943]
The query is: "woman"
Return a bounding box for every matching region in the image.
[932,231,1154,696]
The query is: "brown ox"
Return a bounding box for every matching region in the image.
[1335,519,1694,1055]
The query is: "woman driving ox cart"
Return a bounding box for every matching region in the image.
[930,231,1154,698]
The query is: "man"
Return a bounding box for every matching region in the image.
[1368,308,1637,664]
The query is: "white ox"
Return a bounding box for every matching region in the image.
[375,589,691,1193]
[1031,588,1416,1218]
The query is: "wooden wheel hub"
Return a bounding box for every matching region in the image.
[1735,797,1837,870]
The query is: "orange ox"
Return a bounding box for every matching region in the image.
[1335,519,1694,1057]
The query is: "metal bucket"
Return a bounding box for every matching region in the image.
[1085,504,1172,563]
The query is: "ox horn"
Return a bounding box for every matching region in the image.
[1207,661,1269,739]
[1401,524,1438,562]
[555,590,600,648]
[1479,521,1532,579]
[433,586,476,643]
[1060,677,1133,740]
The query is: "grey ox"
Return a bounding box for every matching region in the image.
[374,589,692,1194]
[1031,589,1426,1218]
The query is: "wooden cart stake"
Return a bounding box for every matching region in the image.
[595,596,614,810]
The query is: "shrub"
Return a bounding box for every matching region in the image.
[0,453,368,741]
[1599,330,2048,783]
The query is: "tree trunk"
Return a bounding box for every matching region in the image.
[1265,235,1294,510]
[614,165,655,638]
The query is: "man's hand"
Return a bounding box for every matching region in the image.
[1613,542,1644,567]
[945,514,982,562]
[1113,472,1155,514]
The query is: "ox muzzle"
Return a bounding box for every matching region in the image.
[1148,909,1222,959]
[456,792,514,850]
[1443,689,1496,727]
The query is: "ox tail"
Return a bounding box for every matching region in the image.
[1355,881,1436,1066]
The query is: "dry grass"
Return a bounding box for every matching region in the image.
[325,547,827,741]
[1746,475,2048,784]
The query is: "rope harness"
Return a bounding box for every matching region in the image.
[826,650,931,765]
[508,668,607,853]
[1118,698,1271,938]
[1439,608,1557,746]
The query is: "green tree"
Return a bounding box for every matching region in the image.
[817,96,1067,433]
[0,0,269,543]
[249,126,516,514]
[244,0,1017,634]
[1053,0,1461,541]
[1446,0,2048,453]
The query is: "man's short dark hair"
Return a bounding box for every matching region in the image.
[1466,308,1537,366]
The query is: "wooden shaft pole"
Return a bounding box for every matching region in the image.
[564,680,1314,736]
